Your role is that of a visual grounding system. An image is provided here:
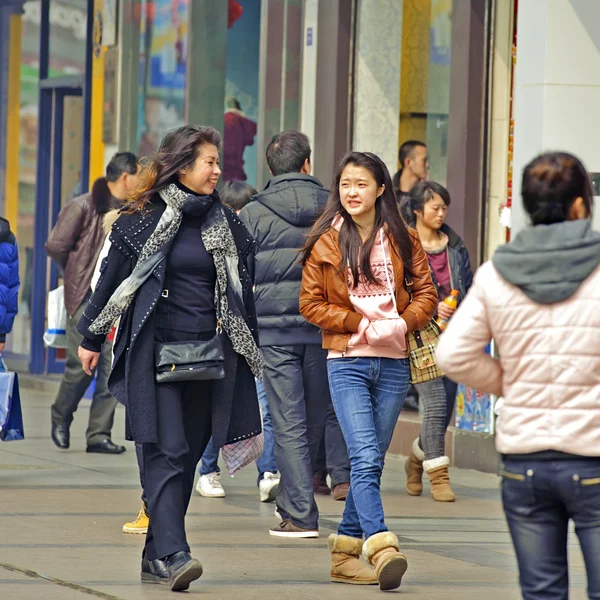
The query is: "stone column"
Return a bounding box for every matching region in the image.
[352,0,403,174]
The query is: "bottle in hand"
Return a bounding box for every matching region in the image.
[436,289,459,331]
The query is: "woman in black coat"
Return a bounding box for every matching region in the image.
[77,125,263,592]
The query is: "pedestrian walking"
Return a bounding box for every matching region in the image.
[312,402,351,501]
[0,218,20,355]
[91,208,151,535]
[77,125,263,592]
[300,151,437,590]
[403,181,474,502]
[392,140,428,217]
[239,130,345,538]
[46,152,139,453]
[437,151,600,600]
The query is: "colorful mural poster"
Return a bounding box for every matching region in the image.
[137,0,188,156]
[454,344,495,433]
[455,384,495,434]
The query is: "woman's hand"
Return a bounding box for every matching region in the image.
[365,317,407,351]
[348,317,370,346]
[78,347,100,376]
[437,301,456,320]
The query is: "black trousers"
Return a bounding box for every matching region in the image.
[142,376,212,560]
[262,344,329,530]
[135,443,147,506]
[314,399,351,488]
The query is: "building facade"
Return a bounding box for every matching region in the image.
[3,0,596,469]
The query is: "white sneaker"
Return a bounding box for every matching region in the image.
[259,471,280,503]
[274,508,282,520]
[196,472,226,498]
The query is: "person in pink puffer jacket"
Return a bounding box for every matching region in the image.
[436,151,600,600]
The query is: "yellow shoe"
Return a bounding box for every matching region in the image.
[122,505,149,534]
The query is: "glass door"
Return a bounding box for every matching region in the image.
[31,83,83,374]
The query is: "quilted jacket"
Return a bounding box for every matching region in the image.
[0,218,19,343]
[436,220,600,457]
[239,173,328,346]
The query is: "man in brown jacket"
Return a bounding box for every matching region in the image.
[46,152,139,453]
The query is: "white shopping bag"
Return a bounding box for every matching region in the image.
[43,286,67,349]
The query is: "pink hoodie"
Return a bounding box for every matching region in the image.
[329,217,407,359]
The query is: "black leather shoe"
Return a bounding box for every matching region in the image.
[164,551,203,591]
[141,556,170,585]
[86,439,126,454]
[51,423,70,449]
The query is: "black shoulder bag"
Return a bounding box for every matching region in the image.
[154,293,225,383]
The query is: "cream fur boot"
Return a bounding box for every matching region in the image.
[362,531,408,591]
[423,456,456,502]
[405,438,425,496]
[328,534,378,585]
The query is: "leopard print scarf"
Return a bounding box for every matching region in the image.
[89,183,265,379]
[201,203,265,379]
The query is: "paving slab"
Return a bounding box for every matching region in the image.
[0,388,588,599]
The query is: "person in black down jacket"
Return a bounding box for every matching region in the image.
[77,125,263,591]
[239,130,347,538]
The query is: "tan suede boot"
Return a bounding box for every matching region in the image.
[405,438,425,496]
[362,532,408,591]
[328,534,378,585]
[424,457,456,502]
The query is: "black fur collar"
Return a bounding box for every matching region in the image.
[92,177,119,215]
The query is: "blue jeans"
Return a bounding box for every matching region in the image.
[198,380,278,482]
[327,357,410,539]
[502,457,600,600]
[255,378,278,480]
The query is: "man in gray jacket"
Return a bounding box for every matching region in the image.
[239,131,349,538]
[46,152,138,453]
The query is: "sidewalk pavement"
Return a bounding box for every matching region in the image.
[0,387,590,600]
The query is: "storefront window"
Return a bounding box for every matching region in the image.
[399,0,452,185]
[224,0,260,187]
[11,0,43,357]
[137,0,189,156]
[21,0,88,78]
[352,0,452,186]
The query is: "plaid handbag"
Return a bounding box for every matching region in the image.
[379,231,443,384]
[404,278,444,384]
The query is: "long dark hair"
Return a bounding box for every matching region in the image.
[126,125,222,212]
[522,152,593,225]
[406,180,451,227]
[302,151,414,285]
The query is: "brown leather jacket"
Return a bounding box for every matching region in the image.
[300,227,438,352]
[46,178,121,317]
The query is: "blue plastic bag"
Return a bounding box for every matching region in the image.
[0,368,25,441]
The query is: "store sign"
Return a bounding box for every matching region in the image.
[103,47,118,144]
[306,27,313,46]
[93,10,103,57]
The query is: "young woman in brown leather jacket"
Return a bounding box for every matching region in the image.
[300,152,436,591]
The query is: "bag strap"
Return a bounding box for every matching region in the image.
[403,277,414,302]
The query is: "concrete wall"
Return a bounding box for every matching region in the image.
[512,0,600,234]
